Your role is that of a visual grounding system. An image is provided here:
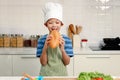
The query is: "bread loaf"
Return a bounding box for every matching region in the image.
[49,30,60,48]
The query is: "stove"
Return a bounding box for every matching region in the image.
[101,37,120,50]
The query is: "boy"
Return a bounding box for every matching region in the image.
[36,2,73,76]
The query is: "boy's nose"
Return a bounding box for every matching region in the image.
[53,23,56,26]
[52,24,57,28]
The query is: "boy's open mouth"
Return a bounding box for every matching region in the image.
[51,28,57,31]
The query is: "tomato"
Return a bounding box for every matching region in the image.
[92,78,103,80]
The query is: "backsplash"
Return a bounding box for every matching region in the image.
[0,0,120,47]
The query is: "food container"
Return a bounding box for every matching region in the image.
[10,34,17,47]
[24,35,31,47]
[3,34,10,47]
[73,35,81,48]
[81,39,88,48]
[16,34,23,47]
[0,34,4,47]
[31,35,37,47]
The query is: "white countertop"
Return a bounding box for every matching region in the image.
[0,76,120,80]
[0,47,36,55]
[0,76,77,80]
[0,76,21,80]
[0,47,120,55]
[74,48,120,55]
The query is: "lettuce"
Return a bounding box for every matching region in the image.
[77,71,113,80]
[78,72,91,80]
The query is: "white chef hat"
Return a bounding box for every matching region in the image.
[43,2,63,24]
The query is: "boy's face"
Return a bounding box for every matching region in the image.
[45,18,63,32]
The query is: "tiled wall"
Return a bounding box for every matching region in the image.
[0,0,120,46]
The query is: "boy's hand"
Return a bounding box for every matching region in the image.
[43,35,52,50]
[59,36,65,51]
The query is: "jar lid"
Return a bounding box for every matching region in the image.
[81,39,88,42]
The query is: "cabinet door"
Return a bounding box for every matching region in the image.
[12,55,40,76]
[74,55,120,76]
[0,55,12,76]
[67,57,74,76]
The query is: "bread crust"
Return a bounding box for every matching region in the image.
[49,30,60,48]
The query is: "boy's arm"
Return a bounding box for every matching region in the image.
[36,34,48,66]
[61,49,70,65]
[40,35,52,66]
[40,46,48,66]
[60,35,74,65]
[59,36,70,65]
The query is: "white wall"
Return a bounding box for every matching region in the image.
[0,0,120,46]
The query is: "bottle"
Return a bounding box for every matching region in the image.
[0,34,4,47]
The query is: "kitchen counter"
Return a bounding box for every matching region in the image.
[0,47,36,55]
[0,47,120,55]
[74,48,120,55]
[0,76,120,80]
[0,76,77,80]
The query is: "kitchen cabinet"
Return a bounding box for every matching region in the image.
[67,57,74,76]
[0,54,40,76]
[74,54,120,76]
[0,48,74,76]
[0,48,40,76]
[12,55,40,76]
[12,55,73,76]
[0,55,12,76]
[1,48,120,76]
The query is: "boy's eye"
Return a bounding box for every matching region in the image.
[56,22,60,24]
[48,22,52,24]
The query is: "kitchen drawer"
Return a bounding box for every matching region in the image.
[67,57,74,76]
[0,55,12,76]
[12,55,40,76]
[74,55,120,76]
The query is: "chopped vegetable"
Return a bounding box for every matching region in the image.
[77,71,113,80]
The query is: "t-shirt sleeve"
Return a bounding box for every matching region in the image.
[36,35,47,57]
[63,35,74,57]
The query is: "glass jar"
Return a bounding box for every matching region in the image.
[3,34,10,47]
[10,34,17,47]
[16,34,23,47]
[0,34,4,47]
[24,35,31,47]
[31,35,37,47]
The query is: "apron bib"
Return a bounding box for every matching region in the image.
[40,46,67,76]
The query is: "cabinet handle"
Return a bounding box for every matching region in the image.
[86,56,110,58]
[21,57,37,59]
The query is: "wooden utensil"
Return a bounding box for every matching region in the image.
[69,24,76,34]
[68,27,73,40]
[76,25,82,34]
[23,73,34,80]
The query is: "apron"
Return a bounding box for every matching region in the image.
[40,46,67,76]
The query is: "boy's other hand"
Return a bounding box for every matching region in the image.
[59,36,65,51]
[44,35,52,50]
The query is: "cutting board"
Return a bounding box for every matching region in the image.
[44,78,77,80]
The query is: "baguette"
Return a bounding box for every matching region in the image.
[49,30,60,48]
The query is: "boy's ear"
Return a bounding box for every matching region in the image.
[61,22,64,26]
[44,23,47,27]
